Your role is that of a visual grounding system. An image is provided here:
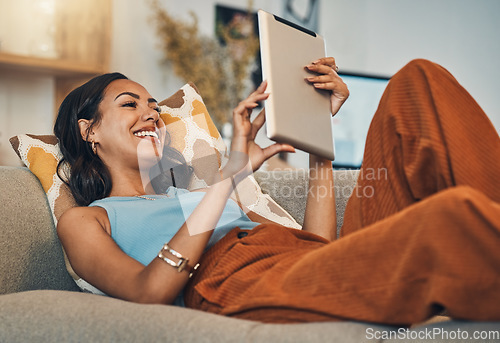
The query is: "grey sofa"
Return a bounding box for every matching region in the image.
[0,166,499,342]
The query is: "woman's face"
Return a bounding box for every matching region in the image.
[89,79,166,171]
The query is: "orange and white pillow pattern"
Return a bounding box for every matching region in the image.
[159,83,300,229]
[9,134,77,226]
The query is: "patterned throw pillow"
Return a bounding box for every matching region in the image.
[9,134,77,225]
[159,83,300,229]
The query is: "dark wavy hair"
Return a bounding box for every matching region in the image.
[54,72,193,206]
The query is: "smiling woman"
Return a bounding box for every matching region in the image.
[54,72,192,206]
[83,80,166,174]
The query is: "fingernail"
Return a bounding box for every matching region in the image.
[312,60,320,64]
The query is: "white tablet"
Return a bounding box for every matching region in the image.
[258,9,335,160]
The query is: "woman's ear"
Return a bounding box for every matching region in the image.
[78,119,93,142]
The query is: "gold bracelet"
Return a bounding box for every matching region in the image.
[157,244,199,278]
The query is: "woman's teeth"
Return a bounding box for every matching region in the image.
[134,131,159,139]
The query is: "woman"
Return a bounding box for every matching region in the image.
[55,57,500,325]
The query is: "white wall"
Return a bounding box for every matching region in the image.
[0,0,58,166]
[321,0,500,130]
[1,0,498,166]
[0,72,55,166]
[110,0,282,99]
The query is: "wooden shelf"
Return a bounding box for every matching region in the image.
[0,52,105,78]
[0,0,112,118]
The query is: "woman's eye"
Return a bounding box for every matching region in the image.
[122,101,137,108]
[154,106,161,114]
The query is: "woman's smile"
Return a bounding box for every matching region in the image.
[134,130,159,140]
[133,128,162,146]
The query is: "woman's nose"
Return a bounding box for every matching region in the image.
[142,107,160,122]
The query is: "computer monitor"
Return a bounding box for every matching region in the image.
[332,72,391,168]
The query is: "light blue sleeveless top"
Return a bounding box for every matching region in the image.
[90,186,259,266]
[89,186,259,306]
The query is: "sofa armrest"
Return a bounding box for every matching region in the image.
[0,167,80,294]
[254,169,359,234]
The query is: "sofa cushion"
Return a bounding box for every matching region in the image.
[255,169,359,235]
[0,290,389,343]
[0,167,79,294]
[1,290,497,343]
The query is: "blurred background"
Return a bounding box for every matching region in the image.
[1,0,499,168]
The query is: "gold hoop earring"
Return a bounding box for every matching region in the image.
[91,140,97,155]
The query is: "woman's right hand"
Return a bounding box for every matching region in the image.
[224,81,295,179]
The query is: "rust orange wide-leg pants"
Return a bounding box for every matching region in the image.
[184,59,500,325]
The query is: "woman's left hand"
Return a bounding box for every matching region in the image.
[228,80,295,174]
[305,57,349,116]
